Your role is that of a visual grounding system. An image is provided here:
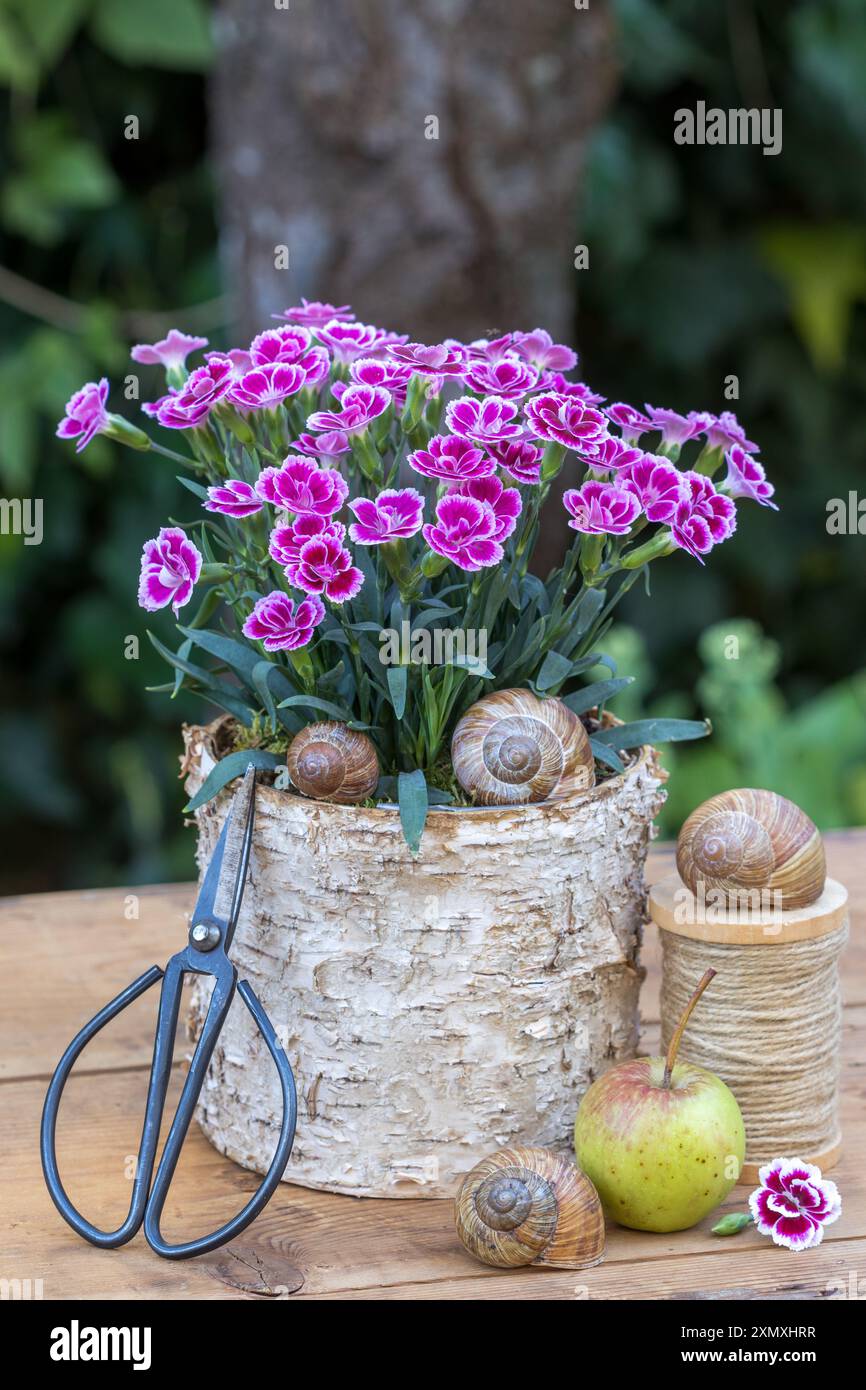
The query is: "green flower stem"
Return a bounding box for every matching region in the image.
[104,414,151,451]
[381,539,421,601]
[620,530,676,569]
[540,441,566,481]
[579,533,604,583]
[693,443,724,478]
[149,440,203,467]
[353,431,384,485]
[289,645,315,691]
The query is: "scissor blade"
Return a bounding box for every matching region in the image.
[192,766,257,932]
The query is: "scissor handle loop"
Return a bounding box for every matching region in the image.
[40,961,297,1259]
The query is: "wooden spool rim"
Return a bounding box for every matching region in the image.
[648,872,849,945]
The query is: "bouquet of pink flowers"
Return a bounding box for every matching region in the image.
[57,300,777,844]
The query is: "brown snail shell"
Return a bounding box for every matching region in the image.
[454,1146,605,1269]
[286,722,379,805]
[451,688,595,806]
[676,788,826,910]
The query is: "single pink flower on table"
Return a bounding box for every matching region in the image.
[56,378,110,452]
[349,357,414,409]
[269,516,346,567]
[314,319,388,363]
[488,438,543,484]
[563,481,640,536]
[724,444,777,509]
[203,479,263,518]
[450,475,522,543]
[274,299,355,328]
[605,402,654,443]
[156,356,234,428]
[229,362,308,410]
[463,355,540,399]
[525,392,609,452]
[389,341,468,377]
[749,1158,841,1252]
[422,493,503,572]
[644,404,705,448]
[621,455,685,522]
[513,328,578,373]
[408,433,496,483]
[138,526,202,613]
[243,592,325,652]
[582,435,644,472]
[256,457,348,517]
[445,395,524,444]
[540,373,606,406]
[349,488,425,544]
[288,431,351,463]
[287,534,364,604]
[703,410,759,453]
[305,383,391,435]
[130,330,208,370]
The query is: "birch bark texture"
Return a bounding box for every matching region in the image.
[210,0,617,342]
[183,721,666,1198]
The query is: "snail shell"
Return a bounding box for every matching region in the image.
[454,1146,605,1269]
[676,788,826,910]
[286,722,379,805]
[451,688,595,806]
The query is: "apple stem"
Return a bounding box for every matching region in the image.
[662,968,717,1089]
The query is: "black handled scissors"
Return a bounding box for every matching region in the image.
[41,766,297,1260]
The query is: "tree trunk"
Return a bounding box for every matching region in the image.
[210,0,617,343]
[183,719,666,1198]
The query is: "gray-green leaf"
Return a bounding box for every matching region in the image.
[183,750,283,813]
[397,769,428,855]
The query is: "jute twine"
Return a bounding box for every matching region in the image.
[659,922,848,1162]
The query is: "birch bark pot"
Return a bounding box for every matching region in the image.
[182,717,667,1198]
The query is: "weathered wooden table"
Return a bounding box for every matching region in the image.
[2,836,863,1301]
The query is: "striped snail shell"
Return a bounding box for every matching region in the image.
[451,688,595,806]
[676,788,826,910]
[454,1147,605,1269]
[286,722,379,805]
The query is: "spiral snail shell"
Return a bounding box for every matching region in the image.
[676,788,826,910]
[454,1146,605,1269]
[286,722,379,805]
[451,688,595,806]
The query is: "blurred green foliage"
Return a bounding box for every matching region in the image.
[0,0,864,890]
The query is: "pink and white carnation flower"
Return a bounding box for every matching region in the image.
[513,328,578,373]
[703,410,759,453]
[462,355,539,399]
[274,300,354,328]
[488,439,543,484]
[131,330,208,371]
[56,378,110,452]
[288,430,352,463]
[137,526,202,614]
[229,362,308,410]
[348,489,425,544]
[203,479,263,518]
[287,534,364,604]
[269,516,346,567]
[621,455,685,523]
[605,402,653,443]
[541,374,606,406]
[445,395,524,444]
[408,433,495,483]
[349,357,414,409]
[525,392,609,453]
[583,435,644,472]
[749,1158,841,1252]
[256,457,349,516]
[724,445,777,509]
[671,472,737,562]
[390,341,468,377]
[644,404,705,448]
[423,493,503,572]
[314,319,388,363]
[305,383,391,435]
[156,356,234,428]
[242,592,325,652]
[450,475,522,543]
[563,481,640,536]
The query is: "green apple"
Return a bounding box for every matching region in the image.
[574,969,745,1233]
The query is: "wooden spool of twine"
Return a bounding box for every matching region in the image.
[649,875,849,1183]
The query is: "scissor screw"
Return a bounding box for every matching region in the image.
[190,922,221,951]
